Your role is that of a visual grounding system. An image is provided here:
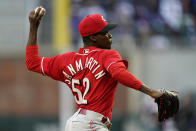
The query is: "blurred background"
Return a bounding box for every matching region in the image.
[0,0,196,131]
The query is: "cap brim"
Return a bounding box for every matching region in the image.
[99,24,117,33]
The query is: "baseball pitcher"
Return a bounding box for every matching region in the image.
[26,7,179,131]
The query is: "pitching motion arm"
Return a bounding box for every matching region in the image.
[27,7,46,46]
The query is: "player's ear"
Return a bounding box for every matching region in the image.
[89,35,97,42]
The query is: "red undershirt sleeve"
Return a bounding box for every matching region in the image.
[25,45,64,81]
[25,45,42,74]
[108,61,143,90]
[102,49,142,90]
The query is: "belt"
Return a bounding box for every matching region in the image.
[78,108,112,130]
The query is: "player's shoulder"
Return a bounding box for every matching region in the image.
[61,51,75,56]
[55,51,75,60]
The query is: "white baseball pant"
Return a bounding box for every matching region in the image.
[65,108,112,131]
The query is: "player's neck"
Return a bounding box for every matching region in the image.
[83,43,95,48]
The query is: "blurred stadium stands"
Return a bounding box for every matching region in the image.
[0,0,196,131]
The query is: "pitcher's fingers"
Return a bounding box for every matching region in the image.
[34,7,42,17]
[36,8,46,21]
[39,8,46,16]
[29,10,35,18]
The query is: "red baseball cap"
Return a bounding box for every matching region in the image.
[79,14,117,37]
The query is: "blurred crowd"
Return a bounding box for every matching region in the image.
[71,0,196,49]
[138,92,196,131]
[174,91,196,131]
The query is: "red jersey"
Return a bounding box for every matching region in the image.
[25,46,142,120]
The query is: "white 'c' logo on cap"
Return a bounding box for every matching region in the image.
[101,16,106,22]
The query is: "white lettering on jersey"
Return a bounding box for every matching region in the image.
[95,70,106,80]
[67,64,76,75]
[75,59,83,72]
[85,57,94,69]
[89,60,98,70]
[65,79,71,84]
[63,71,72,79]
[63,56,106,82]
[92,65,100,74]
[85,57,89,68]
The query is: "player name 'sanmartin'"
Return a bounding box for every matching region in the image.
[63,57,105,83]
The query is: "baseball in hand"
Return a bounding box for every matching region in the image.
[34,7,39,13]
[34,6,46,16]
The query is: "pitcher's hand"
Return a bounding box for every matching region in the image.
[29,6,46,28]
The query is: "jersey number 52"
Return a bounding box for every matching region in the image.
[71,78,90,105]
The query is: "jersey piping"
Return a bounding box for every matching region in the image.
[41,57,45,75]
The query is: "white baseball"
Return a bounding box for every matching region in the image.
[34,7,39,14]
[39,8,46,15]
[34,7,46,15]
